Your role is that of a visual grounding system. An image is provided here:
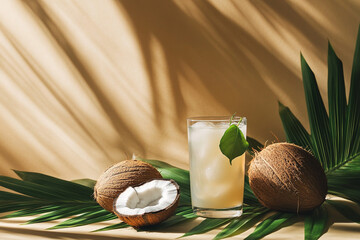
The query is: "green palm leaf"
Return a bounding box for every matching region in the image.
[278,101,312,149]
[328,42,347,166]
[214,211,267,240]
[14,170,94,199]
[326,153,360,204]
[244,176,260,205]
[244,212,296,240]
[0,206,60,219]
[327,200,360,223]
[301,54,333,170]
[49,210,117,230]
[181,218,232,238]
[247,137,263,155]
[280,27,360,206]
[0,176,67,200]
[93,222,129,232]
[0,170,114,230]
[140,207,197,231]
[27,205,100,224]
[304,205,328,240]
[346,25,360,158]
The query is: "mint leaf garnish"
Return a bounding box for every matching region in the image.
[219,122,249,165]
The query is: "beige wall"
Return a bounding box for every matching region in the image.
[0,0,359,179]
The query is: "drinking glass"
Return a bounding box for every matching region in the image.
[187,116,247,218]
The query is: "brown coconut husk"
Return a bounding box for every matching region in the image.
[94,160,162,212]
[248,142,327,213]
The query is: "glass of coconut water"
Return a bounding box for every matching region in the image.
[187,116,246,218]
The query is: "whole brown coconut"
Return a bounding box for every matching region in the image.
[248,143,327,213]
[94,160,162,212]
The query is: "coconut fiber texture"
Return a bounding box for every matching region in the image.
[248,143,328,213]
[94,160,163,212]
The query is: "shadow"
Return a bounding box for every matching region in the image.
[20,0,146,156]
[0,25,116,173]
[113,0,359,143]
[0,226,144,240]
[331,225,360,233]
[115,0,310,141]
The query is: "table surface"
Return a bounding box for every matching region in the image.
[0,212,359,240]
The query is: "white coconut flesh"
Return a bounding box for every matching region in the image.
[114,179,178,216]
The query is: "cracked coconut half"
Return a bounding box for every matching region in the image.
[113,179,180,228]
[94,160,180,227]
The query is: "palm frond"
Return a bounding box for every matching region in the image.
[304,205,328,240]
[279,26,360,206]
[49,210,117,230]
[301,54,333,170]
[181,218,232,238]
[327,199,360,223]
[326,153,360,204]
[92,222,129,232]
[247,136,263,155]
[277,26,360,240]
[213,211,266,240]
[278,101,312,149]
[327,42,347,166]
[244,212,296,240]
[345,25,360,158]
[0,170,115,229]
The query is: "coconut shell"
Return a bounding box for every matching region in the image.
[114,179,180,228]
[248,142,327,213]
[94,160,162,212]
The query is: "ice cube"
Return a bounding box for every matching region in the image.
[205,159,230,182]
[190,121,216,129]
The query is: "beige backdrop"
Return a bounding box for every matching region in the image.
[0,0,359,239]
[1,0,359,179]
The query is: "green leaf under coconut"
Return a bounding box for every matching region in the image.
[0,170,109,229]
[304,205,328,240]
[0,190,34,202]
[27,205,101,224]
[0,176,68,200]
[247,136,263,156]
[49,210,117,229]
[140,207,197,231]
[71,178,97,189]
[0,205,60,219]
[245,212,296,240]
[327,153,360,204]
[93,222,129,232]
[14,170,94,200]
[244,176,260,205]
[214,211,268,240]
[327,200,360,223]
[220,124,249,164]
[182,218,232,238]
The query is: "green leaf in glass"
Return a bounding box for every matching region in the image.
[219,124,249,164]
